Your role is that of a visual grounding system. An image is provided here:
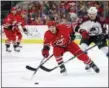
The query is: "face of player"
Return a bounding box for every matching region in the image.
[21,14,26,18]
[88,13,97,20]
[49,26,57,34]
[11,10,17,15]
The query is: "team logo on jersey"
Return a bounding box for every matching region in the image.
[89,26,99,35]
[89,22,102,35]
[54,35,67,47]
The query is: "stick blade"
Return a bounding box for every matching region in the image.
[40,65,53,72]
[26,65,36,71]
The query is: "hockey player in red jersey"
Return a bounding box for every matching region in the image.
[3,7,20,52]
[42,21,100,74]
[74,7,109,70]
[13,10,28,48]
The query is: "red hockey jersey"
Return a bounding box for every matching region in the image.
[44,24,74,47]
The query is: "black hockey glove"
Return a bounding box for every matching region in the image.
[7,25,13,30]
[70,32,75,41]
[23,28,28,35]
[97,34,106,41]
[105,34,109,39]
[75,26,80,32]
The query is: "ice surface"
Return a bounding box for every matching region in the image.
[2,44,108,87]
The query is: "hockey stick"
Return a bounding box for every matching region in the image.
[26,54,53,72]
[39,43,101,72]
[26,54,53,79]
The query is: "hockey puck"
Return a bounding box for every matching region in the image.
[34,82,39,85]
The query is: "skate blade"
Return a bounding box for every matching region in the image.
[61,72,67,75]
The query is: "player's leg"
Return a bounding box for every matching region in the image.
[5,40,11,52]
[93,34,109,57]
[68,42,100,73]
[97,39,109,57]
[4,29,12,52]
[14,29,22,48]
[53,47,67,74]
[80,38,92,70]
[80,37,91,52]
[13,42,20,52]
[12,32,20,52]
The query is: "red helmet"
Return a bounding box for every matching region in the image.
[11,7,17,11]
[47,21,56,27]
[21,10,27,14]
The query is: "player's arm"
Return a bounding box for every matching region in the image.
[18,23,28,34]
[22,26,28,34]
[17,14,28,34]
[18,20,28,34]
[3,23,13,29]
[3,17,13,30]
[102,18,109,39]
[97,17,109,40]
[75,17,89,39]
[101,17,107,34]
[69,24,76,41]
[42,32,50,58]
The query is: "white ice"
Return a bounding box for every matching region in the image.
[2,43,108,87]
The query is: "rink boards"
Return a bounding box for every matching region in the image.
[1,25,108,44]
[1,25,81,44]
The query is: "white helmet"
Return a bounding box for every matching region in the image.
[70,13,77,18]
[87,7,98,14]
[70,13,78,22]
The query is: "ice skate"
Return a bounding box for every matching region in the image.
[17,42,22,48]
[60,64,67,75]
[85,63,91,70]
[6,48,11,52]
[14,46,20,52]
[89,61,100,73]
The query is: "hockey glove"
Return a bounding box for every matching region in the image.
[7,25,13,30]
[97,34,106,41]
[105,34,109,39]
[70,32,75,41]
[42,45,50,58]
[80,29,89,39]
[23,28,28,35]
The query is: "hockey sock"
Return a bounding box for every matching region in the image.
[17,42,20,46]
[58,61,66,73]
[56,56,66,73]
[17,42,22,48]
[6,44,10,48]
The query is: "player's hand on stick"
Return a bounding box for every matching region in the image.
[80,29,89,39]
[23,28,28,35]
[70,32,75,41]
[42,45,50,58]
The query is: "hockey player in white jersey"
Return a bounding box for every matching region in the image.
[74,7,109,70]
